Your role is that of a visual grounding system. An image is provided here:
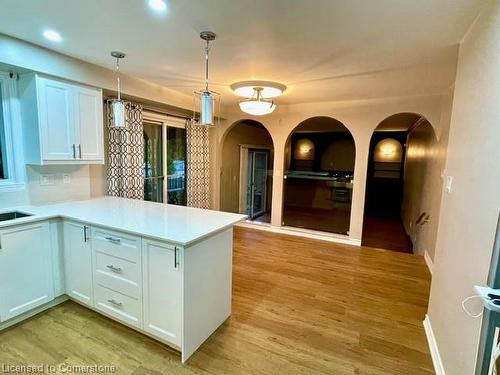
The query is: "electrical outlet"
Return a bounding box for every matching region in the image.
[62,173,71,184]
[40,174,54,186]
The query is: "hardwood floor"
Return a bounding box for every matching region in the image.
[0,227,433,374]
[362,214,413,253]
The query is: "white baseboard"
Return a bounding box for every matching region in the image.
[235,222,361,246]
[424,250,433,275]
[0,295,68,331]
[423,314,446,375]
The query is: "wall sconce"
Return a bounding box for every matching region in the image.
[374,138,403,162]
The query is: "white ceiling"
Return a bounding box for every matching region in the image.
[0,0,485,106]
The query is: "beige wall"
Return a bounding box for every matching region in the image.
[427,1,500,373]
[220,122,273,213]
[401,95,453,261]
[214,94,452,243]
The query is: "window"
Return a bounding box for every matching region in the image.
[143,112,187,205]
[0,71,24,191]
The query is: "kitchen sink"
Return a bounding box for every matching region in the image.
[0,211,32,222]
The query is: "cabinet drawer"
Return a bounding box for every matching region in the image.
[94,284,142,329]
[94,252,141,299]
[92,227,141,263]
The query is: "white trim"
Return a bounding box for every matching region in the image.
[424,250,433,275]
[0,71,26,192]
[143,110,187,129]
[0,295,68,331]
[236,221,361,246]
[423,314,446,375]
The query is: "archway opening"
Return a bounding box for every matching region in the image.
[220,120,274,223]
[362,113,438,253]
[283,116,355,235]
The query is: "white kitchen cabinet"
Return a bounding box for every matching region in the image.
[0,222,54,321]
[142,239,182,347]
[18,74,104,165]
[63,221,93,306]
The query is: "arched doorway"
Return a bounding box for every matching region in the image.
[362,113,438,253]
[220,120,274,223]
[283,116,355,234]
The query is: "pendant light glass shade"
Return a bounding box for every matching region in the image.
[238,87,276,116]
[111,99,126,128]
[239,100,276,116]
[200,91,214,125]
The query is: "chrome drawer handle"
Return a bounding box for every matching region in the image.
[105,236,121,244]
[106,265,122,273]
[107,299,122,307]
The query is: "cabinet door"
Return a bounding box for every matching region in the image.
[37,77,76,161]
[0,222,54,321]
[74,86,104,161]
[63,221,93,306]
[143,240,182,347]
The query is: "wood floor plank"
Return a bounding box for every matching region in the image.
[0,226,433,374]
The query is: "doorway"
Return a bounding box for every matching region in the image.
[246,149,269,220]
[362,113,439,254]
[220,120,273,223]
[283,116,355,235]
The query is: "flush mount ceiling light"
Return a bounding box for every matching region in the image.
[110,51,127,129]
[43,29,62,42]
[230,81,286,98]
[193,31,220,126]
[231,81,286,116]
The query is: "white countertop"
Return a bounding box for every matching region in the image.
[0,197,246,246]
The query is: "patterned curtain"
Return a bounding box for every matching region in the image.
[106,101,144,199]
[186,120,211,208]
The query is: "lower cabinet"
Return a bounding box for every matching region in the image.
[63,221,93,306]
[142,239,183,347]
[0,222,54,321]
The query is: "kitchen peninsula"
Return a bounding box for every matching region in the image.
[0,197,246,362]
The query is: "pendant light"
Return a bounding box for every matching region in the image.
[194,31,220,126]
[110,51,127,128]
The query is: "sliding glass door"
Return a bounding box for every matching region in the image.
[246,150,268,218]
[143,119,187,205]
[144,122,163,202]
[166,127,187,206]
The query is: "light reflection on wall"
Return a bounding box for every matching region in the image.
[294,138,315,160]
[374,138,403,162]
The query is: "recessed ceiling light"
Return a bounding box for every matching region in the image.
[148,0,167,12]
[43,29,62,42]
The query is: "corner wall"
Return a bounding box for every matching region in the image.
[401,89,453,261]
[427,1,500,373]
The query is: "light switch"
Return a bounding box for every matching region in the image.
[445,176,453,193]
[62,173,71,184]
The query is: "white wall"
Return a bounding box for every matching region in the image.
[427,1,500,373]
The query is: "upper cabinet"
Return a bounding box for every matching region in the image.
[18,74,104,165]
